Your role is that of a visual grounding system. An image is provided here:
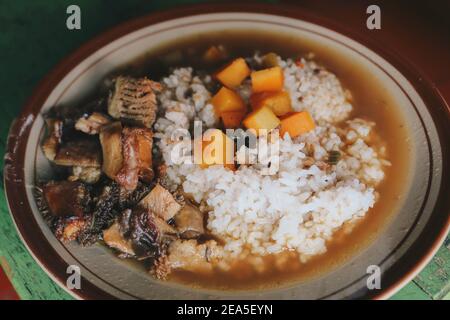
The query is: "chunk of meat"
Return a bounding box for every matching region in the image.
[139,184,181,221]
[42,181,90,218]
[69,166,102,184]
[55,217,88,242]
[103,221,135,257]
[75,112,111,135]
[99,122,123,179]
[108,76,161,128]
[135,128,154,183]
[42,119,63,161]
[153,240,224,278]
[54,139,102,167]
[174,203,204,239]
[115,127,154,191]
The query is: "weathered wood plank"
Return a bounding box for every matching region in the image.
[413,243,450,300]
[390,282,432,300]
[0,191,72,300]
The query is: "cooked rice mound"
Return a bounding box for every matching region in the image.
[154,53,390,262]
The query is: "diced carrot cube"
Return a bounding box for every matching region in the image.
[250,91,292,116]
[211,87,246,115]
[221,110,247,129]
[243,106,280,136]
[251,66,284,92]
[280,111,315,138]
[215,58,251,88]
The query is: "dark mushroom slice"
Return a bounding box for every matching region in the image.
[99,122,123,179]
[47,98,107,124]
[54,139,102,167]
[77,181,120,246]
[122,207,176,261]
[104,205,178,260]
[139,183,181,221]
[42,119,63,161]
[108,76,161,128]
[174,203,205,239]
[75,112,111,135]
[41,180,91,218]
[117,181,154,211]
[103,220,136,258]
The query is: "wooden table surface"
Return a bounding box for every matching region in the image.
[0,0,449,300]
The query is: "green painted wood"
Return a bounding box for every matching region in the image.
[0,191,72,300]
[0,0,448,300]
[390,282,432,300]
[413,244,450,300]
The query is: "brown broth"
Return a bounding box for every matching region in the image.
[125,30,412,290]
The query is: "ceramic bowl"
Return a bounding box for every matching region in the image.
[4,4,450,299]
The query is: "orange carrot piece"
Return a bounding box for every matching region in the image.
[251,66,284,93]
[211,87,246,115]
[243,106,280,136]
[221,110,247,129]
[250,91,292,116]
[215,58,251,88]
[194,129,235,170]
[279,111,315,138]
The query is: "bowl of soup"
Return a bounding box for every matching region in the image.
[4,4,450,299]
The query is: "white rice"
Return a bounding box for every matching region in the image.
[154,53,389,261]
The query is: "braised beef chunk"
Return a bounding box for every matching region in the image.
[174,203,205,239]
[153,240,224,279]
[99,121,123,179]
[167,240,223,271]
[135,128,154,183]
[54,139,102,167]
[42,119,63,161]
[101,123,154,191]
[139,184,181,221]
[108,76,161,128]
[54,216,89,242]
[38,73,225,282]
[115,127,154,191]
[75,112,111,135]
[42,181,90,218]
